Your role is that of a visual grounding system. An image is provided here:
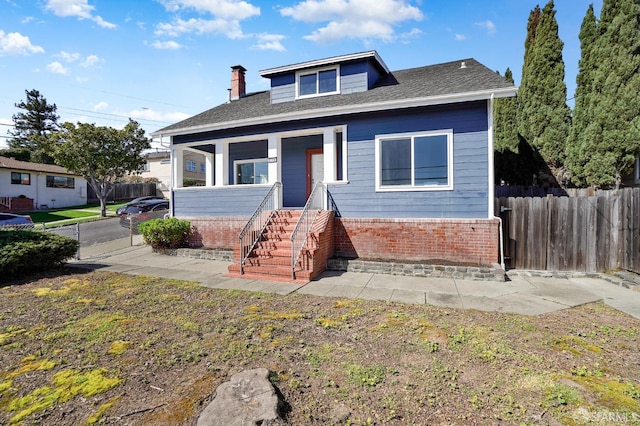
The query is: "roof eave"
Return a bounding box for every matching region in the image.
[259,50,389,77]
[151,86,517,138]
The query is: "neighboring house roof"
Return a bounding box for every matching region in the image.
[144,150,170,160]
[153,57,516,137]
[0,156,77,176]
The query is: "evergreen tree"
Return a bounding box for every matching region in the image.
[580,0,640,188]
[565,4,598,186]
[8,89,60,164]
[493,68,518,153]
[517,1,571,185]
[517,5,541,146]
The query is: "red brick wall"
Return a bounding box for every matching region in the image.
[184,216,500,267]
[183,217,246,251]
[334,218,500,266]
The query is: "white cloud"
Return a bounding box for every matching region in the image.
[280,0,423,43]
[251,33,285,51]
[46,61,69,75]
[127,107,190,123]
[474,20,496,35]
[455,33,466,41]
[21,16,35,24]
[151,40,183,50]
[93,101,108,111]
[81,54,102,67]
[156,0,260,20]
[56,50,81,62]
[155,17,243,39]
[0,30,44,55]
[154,0,260,40]
[44,0,117,29]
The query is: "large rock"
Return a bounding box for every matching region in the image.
[197,368,282,426]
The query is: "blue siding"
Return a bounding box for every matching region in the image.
[340,62,368,94]
[173,101,491,219]
[173,186,271,217]
[228,140,267,184]
[367,60,383,88]
[281,134,323,207]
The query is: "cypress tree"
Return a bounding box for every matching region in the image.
[517,1,571,185]
[493,68,518,153]
[580,0,640,188]
[566,4,598,186]
[517,5,541,147]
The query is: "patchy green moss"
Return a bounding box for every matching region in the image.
[0,326,26,346]
[6,368,121,424]
[244,305,302,321]
[108,341,130,356]
[86,396,119,424]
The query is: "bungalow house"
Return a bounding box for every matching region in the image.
[152,51,516,282]
[0,156,87,212]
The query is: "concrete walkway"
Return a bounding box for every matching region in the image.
[70,239,640,318]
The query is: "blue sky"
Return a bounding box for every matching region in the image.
[0,0,603,149]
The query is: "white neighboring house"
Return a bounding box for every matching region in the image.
[138,150,206,190]
[0,156,87,211]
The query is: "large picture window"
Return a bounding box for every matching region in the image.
[11,172,30,185]
[234,159,269,185]
[297,66,339,98]
[375,130,453,191]
[46,175,75,189]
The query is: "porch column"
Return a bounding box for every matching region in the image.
[268,134,278,184]
[215,142,227,187]
[205,152,214,186]
[172,145,184,188]
[323,128,336,183]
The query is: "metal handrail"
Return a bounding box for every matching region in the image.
[290,181,327,280]
[238,182,282,275]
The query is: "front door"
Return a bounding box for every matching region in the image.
[306,148,323,197]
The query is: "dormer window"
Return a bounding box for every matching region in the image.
[296,66,339,98]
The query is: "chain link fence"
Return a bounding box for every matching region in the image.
[0,222,80,260]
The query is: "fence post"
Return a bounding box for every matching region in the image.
[75,222,80,260]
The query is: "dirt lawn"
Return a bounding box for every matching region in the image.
[1,270,639,425]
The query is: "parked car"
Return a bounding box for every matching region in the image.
[119,199,169,229]
[0,213,34,228]
[115,196,165,216]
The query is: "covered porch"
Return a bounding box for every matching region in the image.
[170,125,346,215]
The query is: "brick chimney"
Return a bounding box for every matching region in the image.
[230,65,246,101]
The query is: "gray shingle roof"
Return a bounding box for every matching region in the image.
[155,58,515,135]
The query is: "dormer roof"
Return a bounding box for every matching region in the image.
[259,50,389,78]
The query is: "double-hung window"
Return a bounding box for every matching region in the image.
[185,160,196,172]
[296,66,339,98]
[234,159,269,185]
[375,130,453,191]
[11,172,30,185]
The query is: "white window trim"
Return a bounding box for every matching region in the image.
[374,129,454,192]
[233,158,270,185]
[295,65,340,99]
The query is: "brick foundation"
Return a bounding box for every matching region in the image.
[334,217,500,267]
[184,217,246,252]
[183,216,500,268]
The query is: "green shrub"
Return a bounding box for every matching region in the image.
[138,218,190,249]
[0,229,79,279]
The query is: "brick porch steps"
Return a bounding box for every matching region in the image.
[228,210,310,283]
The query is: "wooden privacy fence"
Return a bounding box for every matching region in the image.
[496,188,640,273]
[87,183,157,203]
